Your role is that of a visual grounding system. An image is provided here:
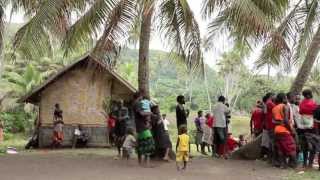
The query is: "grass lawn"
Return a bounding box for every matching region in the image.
[0,115,319,179]
[0,133,28,154]
[0,115,251,155]
[287,171,319,180]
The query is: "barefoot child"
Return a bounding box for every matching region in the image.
[176,126,190,171]
[122,128,136,160]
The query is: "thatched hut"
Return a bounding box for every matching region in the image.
[21,55,136,147]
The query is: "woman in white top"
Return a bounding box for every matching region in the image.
[162,114,170,131]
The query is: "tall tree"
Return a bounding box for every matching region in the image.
[202,0,320,94]
[11,0,202,98]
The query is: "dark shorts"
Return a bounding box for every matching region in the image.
[214,127,227,145]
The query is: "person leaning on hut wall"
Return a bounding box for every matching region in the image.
[51,103,64,148]
[0,119,4,142]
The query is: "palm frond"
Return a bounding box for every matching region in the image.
[255,0,304,71]
[12,0,87,59]
[63,0,123,56]
[293,0,319,64]
[158,0,202,74]
[207,0,289,41]
[201,0,230,19]
[92,0,137,68]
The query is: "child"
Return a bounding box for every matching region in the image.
[140,96,151,113]
[176,126,190,171]
[122,128,136,160]
[194,111,205,153]
[238,134,247,148]
[162,114,170,132]
[107,113,116,146]
[226,133,238,156]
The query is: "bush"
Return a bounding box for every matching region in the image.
[0,106,36,133]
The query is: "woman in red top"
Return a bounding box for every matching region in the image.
[102,112,116,147]
[250,101,264,137]
[298,89,318,168]
[206,113,215,128]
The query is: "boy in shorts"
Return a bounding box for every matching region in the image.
[176,126,190,171]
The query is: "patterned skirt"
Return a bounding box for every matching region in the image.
[137,129,155,156]
[53,131,64,143]
[275,133,296,156]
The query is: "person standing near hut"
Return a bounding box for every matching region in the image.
[176,95,189,134]
[52,103,64,148]
[272,93,297,169]
[250,101,264,138]
[114,100,128,158]
[133,91,155,167]
[298,89,317,168]
[0,120,4,142]
[212,96,230,158]
[151,105,173,161]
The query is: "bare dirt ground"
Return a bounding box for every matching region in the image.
[0,149,289,180]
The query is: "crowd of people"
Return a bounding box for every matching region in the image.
[46,88,320,171]
[192,96,245,159]
[250,90,320,170]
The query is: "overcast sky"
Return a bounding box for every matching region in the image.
[5,0,273,74]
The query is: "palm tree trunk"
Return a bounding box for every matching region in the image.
[138,6,154,98]
[204,66,212,111]
[290,26,320,95]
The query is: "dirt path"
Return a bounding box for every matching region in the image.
[0,150,289,180]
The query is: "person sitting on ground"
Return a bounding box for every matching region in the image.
[273,93,297,169]
[238,134,247,148]
[122,128,136,161]
[72,124,89,148]
[226,133,238,156]
[250,101,264,137]
[176,125,190,171]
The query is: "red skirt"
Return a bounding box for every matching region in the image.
[275,133,296,156]
[53,131,64,143]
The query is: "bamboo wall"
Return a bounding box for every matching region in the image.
[39,65,133,125]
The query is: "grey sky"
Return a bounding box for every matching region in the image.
[4,0,273,75]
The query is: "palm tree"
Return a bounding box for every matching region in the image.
[10,0,202,98]
[202,0,320,94]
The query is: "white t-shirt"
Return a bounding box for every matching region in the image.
[74,128,81,136]
[163,119,170,131]
[212,102,230,128]
[122,134,136,149]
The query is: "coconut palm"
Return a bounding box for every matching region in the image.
[202,0,320,94]
[10,0,202,98]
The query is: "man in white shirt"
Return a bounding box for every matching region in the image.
[212,96,230,157]
[162,114,170,131]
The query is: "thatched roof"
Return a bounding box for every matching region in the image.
[20,54,137,104]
